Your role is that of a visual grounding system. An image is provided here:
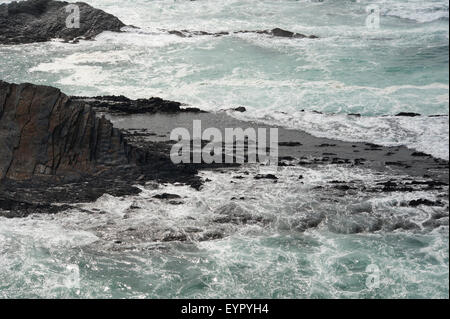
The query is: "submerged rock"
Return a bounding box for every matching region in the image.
[0,0,125,44]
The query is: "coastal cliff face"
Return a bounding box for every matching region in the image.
[0,80,136,181]
[0,0,125,44]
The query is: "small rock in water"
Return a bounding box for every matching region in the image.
[411,151,429,157]
[153,193,182,200]
[232,106,247,112]
[0,0,126,45]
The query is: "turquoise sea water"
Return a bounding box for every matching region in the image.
[0,0,448,298]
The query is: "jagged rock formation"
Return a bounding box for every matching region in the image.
[1,81,447,219]
[0,0,316,45]
[0,0,125,44]
[71,95,206,114]
[0,80,141,181]
[0,81,220,217]
[166,27,318,39]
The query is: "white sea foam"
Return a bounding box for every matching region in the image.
[1,0,449,299]
[381,0,449,23]
[0,164,447,297]
[230,108,449,160]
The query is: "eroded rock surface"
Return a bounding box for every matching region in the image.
[0,0,125,44]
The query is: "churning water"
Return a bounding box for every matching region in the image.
[0,0,448,298]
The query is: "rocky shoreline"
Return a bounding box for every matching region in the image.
[0,80,448,219]
[0,0,318,45]
[0,0,125,44]
[0,81,230,217]
[0,1,447,222]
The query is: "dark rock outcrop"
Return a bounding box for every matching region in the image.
[153,193,182,200]
[71,95,206,114]
[0,0,125,44]
[255,28,318,39]
[165,28,318,39]
[232,106,246,112]
[1,81,448,220]
[0,80,139,181]
[0,0,317,46]
[0,80,224,217]
[396,112,421,117]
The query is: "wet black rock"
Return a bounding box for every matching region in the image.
[279,141,303,147]
[406,199,444,207]
[0,81,217,217]
[199,230,224,241]
[161,231,187,242]
[0,0,125,44]
[166,27,318,39]
[263,27,318,38]
[333,185,356,191]
[395,112,421,117]
[254,174,278,180]
[71,95,206,114]
[213,203,265,225]
[232,106,247,112]
[280,211,325,233]
[317,143,336,147]
[167,30,230,37]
